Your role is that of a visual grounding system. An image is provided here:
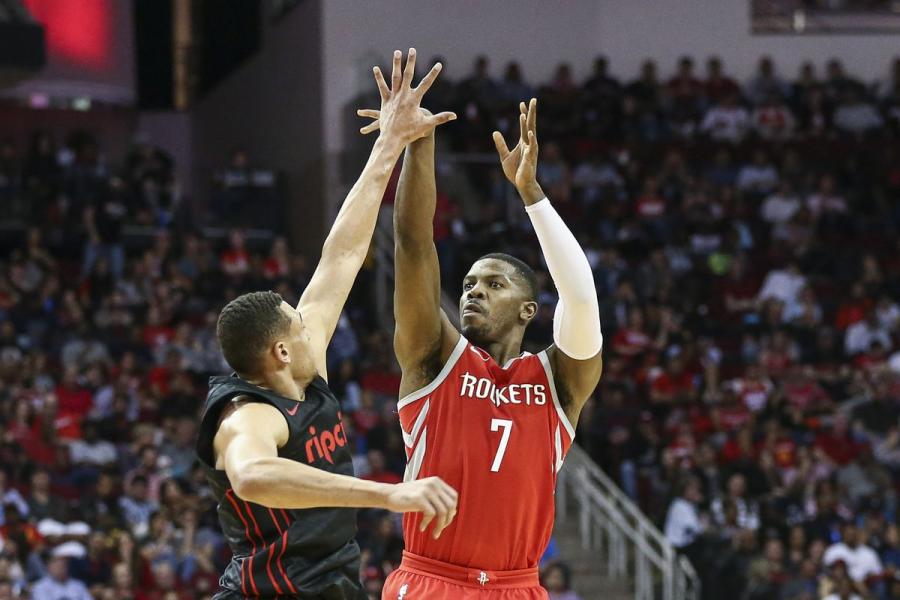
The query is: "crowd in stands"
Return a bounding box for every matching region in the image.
[0,51,899,599]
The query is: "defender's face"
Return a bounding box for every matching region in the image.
[459,259,533,344]
[279,302,317,379]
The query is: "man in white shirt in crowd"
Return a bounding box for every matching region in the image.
[665,477,706,549]
[823,522,883,584]
[30,553,92,600]
[757,260,807,308]
[760,182,801,226]
[700,93,750,143]
[845,309,892,357]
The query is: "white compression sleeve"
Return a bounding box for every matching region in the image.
[525,198,603,360]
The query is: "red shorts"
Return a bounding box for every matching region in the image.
[381,551,548,600]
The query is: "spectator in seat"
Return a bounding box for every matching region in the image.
[700,92,750,143]
[757,260,807,308]
[833,90,884,136]
[665,477,706,550]
[823,522,883,586]
[746,56,789,106]
[667,56,704,113]
[711,473,760,532]
[30,554,92,600]
[497,61,534,105]
[118,475,156,537]
[737,150,779,197]
[845,308,892,357]
[751,93,796,141]
[704,56,741,105]
[541,561,581,600]
[760,182,801,227]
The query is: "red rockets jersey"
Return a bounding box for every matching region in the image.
[397,335,575,571]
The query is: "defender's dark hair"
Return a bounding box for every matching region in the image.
[216,291,291,376]
[477,253,538,302]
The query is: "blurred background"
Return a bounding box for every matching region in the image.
[0,0,898,599]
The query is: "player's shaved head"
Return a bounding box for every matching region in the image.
[476,253,538,302]
[217,290,291,376]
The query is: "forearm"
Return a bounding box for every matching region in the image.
[319,137,403,266]
[525,195,603,360]
[394,134,437,247]
[233,456,391,510]
[392,134,443,362]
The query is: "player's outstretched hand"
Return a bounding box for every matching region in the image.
[492,98,541,196]
[384,476,459,539]
[356,48,455,143]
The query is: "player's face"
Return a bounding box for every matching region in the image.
[459,259,534,344]
[279,302,317,380]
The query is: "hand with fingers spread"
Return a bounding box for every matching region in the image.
[357,49,456,145]
[383,476,459,539]
[492,97,545,205]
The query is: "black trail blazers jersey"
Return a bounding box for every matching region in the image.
[196,374,366,599]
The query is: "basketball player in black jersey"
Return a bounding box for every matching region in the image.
[196,49,459,599]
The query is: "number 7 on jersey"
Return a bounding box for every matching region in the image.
[490,418,513,472]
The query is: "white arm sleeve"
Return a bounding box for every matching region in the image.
[525,198,603,360]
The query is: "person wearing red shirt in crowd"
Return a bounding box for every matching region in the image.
[760,329,795,377]
[56,365,92,419]
[714,254,760,325]
[664,422,698,470]
[816,413,865,466]
[834,282,871,330]
[0,503,43,561]
[704,57,741,105]
[720,425,757,465]
[219,229,250,277]
[141,305,175,353]
[852,339,889,372]
[612,307,655,358]
[730,363,774,413]
[667,56,704,117]
[650,350,700,406]
[782,365,832,415]
[262,236,291,280]
[362,450,402,485]
[712,393,753,435]
[360,345,401,398]
[146,348,183,397]
[758,419,798,471]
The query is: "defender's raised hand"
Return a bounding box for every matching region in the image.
[492,98,544,205]
[357,49,456,144]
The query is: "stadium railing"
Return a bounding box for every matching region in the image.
[557,445,701,600]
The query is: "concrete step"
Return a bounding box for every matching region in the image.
[552,514,634,600]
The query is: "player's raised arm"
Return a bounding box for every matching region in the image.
[297,49,455,380]
[357,112,461,390]
[492,99,603,421]
[215,401,458,537]
[392,123,461,382]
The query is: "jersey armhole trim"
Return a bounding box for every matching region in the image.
[538,350,577,441]
[397,335,468,410]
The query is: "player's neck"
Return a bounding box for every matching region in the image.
[481,334,525,367]
[247,369,312,402]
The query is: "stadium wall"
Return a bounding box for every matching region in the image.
[191,0,324,254]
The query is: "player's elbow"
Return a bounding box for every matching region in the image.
[229,462,271,503]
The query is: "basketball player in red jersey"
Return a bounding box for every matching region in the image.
[359,98,603,598]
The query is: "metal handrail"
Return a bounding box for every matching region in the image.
[558,445,701,600]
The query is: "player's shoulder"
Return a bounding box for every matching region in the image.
[217,396,285,432]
